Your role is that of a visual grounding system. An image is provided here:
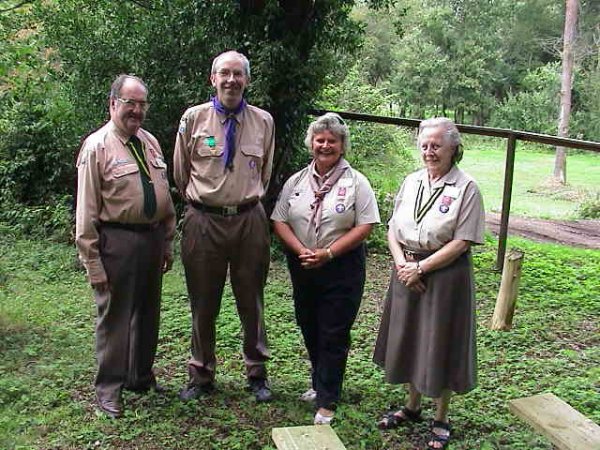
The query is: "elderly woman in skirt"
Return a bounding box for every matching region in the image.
[373,118,485,449]
[272,113,380,425]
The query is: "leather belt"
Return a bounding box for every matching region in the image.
[190,199,258,216]
[403,249,435,261]
[100,221,160,232]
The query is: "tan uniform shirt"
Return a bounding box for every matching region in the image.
[173,102,275,206]
[271,164,381,249]
[389,166,484,251]
[75,121,176,284]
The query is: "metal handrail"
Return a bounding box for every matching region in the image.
[309,109,600,270]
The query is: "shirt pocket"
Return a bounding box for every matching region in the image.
[191,133,225,179]
[149,156,169,185]
[240,144,263,179]
[112,163,139,178]
[109,163,140,195]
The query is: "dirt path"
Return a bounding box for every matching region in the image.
[486,213,600,249]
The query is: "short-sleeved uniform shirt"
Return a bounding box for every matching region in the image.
[389,166,484,251]
[173,102,275,206]
[75,121,176,284]
[271,163,381,249]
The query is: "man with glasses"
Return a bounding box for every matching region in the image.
[174,50,275,402]
[75,74,176,418]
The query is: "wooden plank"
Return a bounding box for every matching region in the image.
[272,425,346,450]
[509,393,600,450]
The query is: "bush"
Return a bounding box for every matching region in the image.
[0,194,74,243]
[577,191,600,219]
[490,63,560,135]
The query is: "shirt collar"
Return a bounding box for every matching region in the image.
[212,103,245,125]
[108,120,139,145]
[419,165,459,188]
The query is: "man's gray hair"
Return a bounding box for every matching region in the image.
[418,117,463,164]
[109,74,148,99]
[304,113,351,154]
[211,50,251,78]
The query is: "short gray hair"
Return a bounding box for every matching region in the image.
[304,113,351,154]
[418,117,463,164]
[109,74,147,99]
[211,50,251,78]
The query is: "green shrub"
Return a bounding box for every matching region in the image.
[490,63,560,135]
[0,194,73,243]
[577,191,600,219]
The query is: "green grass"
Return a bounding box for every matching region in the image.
[444,137,600,220]
[1,233,598,449]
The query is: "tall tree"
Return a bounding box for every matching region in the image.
[554,0,579,184]
[32,0,374,206]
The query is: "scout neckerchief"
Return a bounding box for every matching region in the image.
[127,135,157,219]
[308,157,350,234]
[414,177,446,224]
[211,96,247,171]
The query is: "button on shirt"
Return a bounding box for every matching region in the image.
[173,102,275,206]
[271,164,381,249]
[389,166,485,251]
[75,121,176,284]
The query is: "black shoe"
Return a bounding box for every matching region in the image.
[249,378,273,403]
[97,396,122,418]
[178,382,215,401]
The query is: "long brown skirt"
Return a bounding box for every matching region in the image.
[373,252,477,398]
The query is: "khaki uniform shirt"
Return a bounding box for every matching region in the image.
[271,164,381,249]
[173,102,275,206]
[75,121,176,284]
[389,166,484,251]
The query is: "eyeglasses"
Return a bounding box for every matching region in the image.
[116,97,151,111]
[215,69,246,79]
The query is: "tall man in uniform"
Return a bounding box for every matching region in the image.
[75,74,176,418]
[174,51,275,402]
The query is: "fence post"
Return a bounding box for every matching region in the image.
[496,134,517,271]
[490,248,524,330]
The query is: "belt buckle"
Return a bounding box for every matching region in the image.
[223,205,238,216]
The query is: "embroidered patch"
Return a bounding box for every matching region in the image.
[204,136,216,148]
[249,160,257,169]
[337,187,347,197]
[439,204,450,213]
[441,195,454,206]
[178,118,187,134]
[113,158,133,166]
[335,203,346,213]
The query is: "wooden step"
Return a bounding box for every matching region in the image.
[272,425,346,450]
[509,393,600,450]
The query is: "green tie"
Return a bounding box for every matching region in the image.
[127,136,157,219]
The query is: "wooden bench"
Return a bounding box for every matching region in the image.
[272,425,346,450]
[509,393,600,450]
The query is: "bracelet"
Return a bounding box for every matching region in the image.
[416,261,424,277]
[326,247,335,260]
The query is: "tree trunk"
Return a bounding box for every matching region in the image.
[554,0,579,184]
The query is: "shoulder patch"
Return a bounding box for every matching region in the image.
[178,117,187,134]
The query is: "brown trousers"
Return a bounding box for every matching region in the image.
[94,224,165,401]
[181,203,270,385]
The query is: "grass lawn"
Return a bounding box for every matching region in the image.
[405,135,600,220]
[1,233,598,449]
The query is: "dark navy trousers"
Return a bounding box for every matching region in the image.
[286,244,366,410]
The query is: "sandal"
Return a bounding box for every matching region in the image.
[377,406,422,430]
[427,420,451,449]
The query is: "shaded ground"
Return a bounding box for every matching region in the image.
[486,213,600,249]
